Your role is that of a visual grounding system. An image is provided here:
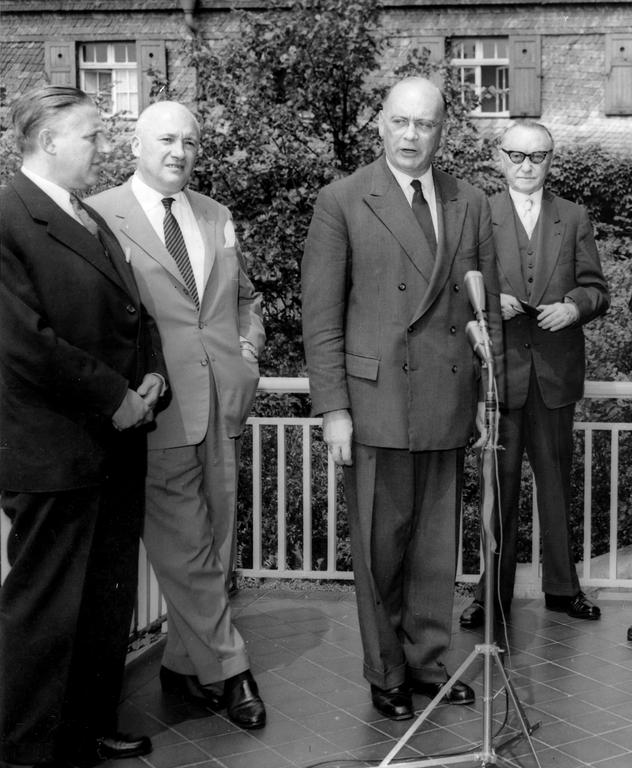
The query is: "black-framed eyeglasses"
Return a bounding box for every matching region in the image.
[501,148,552,165]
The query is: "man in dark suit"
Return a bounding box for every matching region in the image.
[0,86,167,768]
[301,76,503,721]
[460,120,609,631]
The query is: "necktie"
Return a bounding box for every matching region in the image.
[70,194,99,237]
[162,197,199,308]
[410,180,437,256]
[522,197,536,238]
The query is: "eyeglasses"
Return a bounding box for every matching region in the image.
[389,117,443,134]
[501,148,551,165]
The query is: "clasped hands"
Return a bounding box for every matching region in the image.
[501,293,579,331]
[112,373,164,431]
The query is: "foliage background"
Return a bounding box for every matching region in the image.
[1,0,630,578]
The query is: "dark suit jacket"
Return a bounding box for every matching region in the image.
[302,156,503,452]
[0,171,166,491]
[491,189,609,410]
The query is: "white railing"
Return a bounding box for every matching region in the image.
[2,377,631,634]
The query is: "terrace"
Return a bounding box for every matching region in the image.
[2,377,632,767]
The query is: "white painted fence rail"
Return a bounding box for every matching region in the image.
[1,377,631,635]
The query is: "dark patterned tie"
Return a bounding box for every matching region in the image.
[162,197,199,308]
[410,180,437,256]
[70,194,99,237]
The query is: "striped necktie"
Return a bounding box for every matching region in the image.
[162,197,199,308]
[70,194,99,238]
[410,180,437,256]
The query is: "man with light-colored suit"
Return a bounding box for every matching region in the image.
[0,86,165,768]
[301,77,503,721]
[460,121,609,631]
[89,101,266,729]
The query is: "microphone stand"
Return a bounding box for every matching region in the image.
[377,323,542,768]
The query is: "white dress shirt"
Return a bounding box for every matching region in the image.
[386,160,439,240]
[21,166,82,223]
[509,186,543,239]
[131,173,205,298]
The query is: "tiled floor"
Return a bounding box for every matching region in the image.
[112,586,632,768]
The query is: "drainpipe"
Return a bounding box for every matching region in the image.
[179,0,198,32]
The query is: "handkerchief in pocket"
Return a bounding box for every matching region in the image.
[223,219,236,248]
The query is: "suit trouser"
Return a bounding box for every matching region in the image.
[344,443,464,691]
[0,452,143,763]
[475,370,580,609]
[143,413,249,685]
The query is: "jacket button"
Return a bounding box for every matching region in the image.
[402,363,409,373]
[408,325,414,333]
[450,326,456,334]
[528,277,534,283]
[125,304,136,314]
[201,359,208,367]
[198,321,206,329]
[451,365,458,373]
[453,284,460,292]
[398,283,407,291]
[524,342,531,349]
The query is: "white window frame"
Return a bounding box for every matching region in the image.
[79,42,139,117]
[451,38,510,117]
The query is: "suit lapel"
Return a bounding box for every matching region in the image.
[531,191,564,305]
[363,158,435,283]
[492,191,526,298]
[14,173,129,294]
[185,190,216,301]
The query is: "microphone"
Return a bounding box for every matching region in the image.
[464,270,492,364]
[466,321,488,361]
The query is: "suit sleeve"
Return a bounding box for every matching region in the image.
[564,206,610,323]
[0,237,129,417]
[301,186,351,417]
[235,237,265,356]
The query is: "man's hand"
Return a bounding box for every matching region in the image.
[112,388,151,431]
[322,409,353,466]
[500,293,524,320]
[136,373,164,410]
[536,301,579,332]
[473,401,487,450]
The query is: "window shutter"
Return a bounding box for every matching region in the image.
[605,34,632,115]
[509,35,541,117]
[136,40,167,109]
[44,42,76,86]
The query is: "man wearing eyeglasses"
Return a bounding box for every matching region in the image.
[460,120,609,631]
[302,76,503,720]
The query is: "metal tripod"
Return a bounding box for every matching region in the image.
[377,363,543,768]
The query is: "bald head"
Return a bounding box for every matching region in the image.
[379,77,445,177]
[132,101,200,195]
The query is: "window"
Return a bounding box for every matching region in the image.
[451,38,509,116]
[79,42,139,116]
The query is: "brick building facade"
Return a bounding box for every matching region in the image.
[0,0,630,153]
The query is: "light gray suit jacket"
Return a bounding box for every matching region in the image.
[89,180,265,447]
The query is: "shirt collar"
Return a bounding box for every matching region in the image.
[508,186,543,209]
[131,172,187,211]
[386,159,434,197]
[21,165,75,214]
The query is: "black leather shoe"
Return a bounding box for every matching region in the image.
[159,665,224,708]
[64,733,152,767]
[460,600,485,628]
[224,670,266,729]
[627,626,632,642]
[410,677,475,705]
[370,684,413,721]
[96,734,152,761]
[545,591,600,620]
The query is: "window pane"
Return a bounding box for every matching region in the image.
[126,43,137,63]
[496,39,507,58]
[461,67,476,87]
[83,71,98,92]
[93,43,108,63]
[482,39,496,58]
[113,43,128,62]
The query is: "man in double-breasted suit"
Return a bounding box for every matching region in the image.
[0,86,166,767]
[89,101,266,729]
[302,77,503,720]
[460,121,609,631]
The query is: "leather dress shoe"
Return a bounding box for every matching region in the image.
[545,591,600,620]
[370,684,413,721]
[64,733,152,767]
[224,670,266,729]
[459,600,485,628]
[627,626,632,642]
[410,676,475,705]
[159,665,224,708]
